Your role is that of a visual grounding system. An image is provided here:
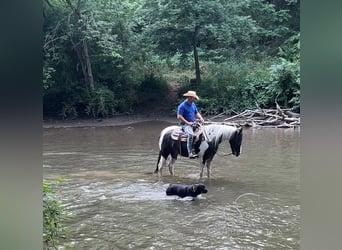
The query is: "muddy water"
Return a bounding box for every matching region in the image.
[43,121,300,249]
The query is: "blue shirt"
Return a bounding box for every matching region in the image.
[177,100,198,122]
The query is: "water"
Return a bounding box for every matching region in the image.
[43,121,300,249]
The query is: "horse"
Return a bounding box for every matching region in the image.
[154,123,243,178]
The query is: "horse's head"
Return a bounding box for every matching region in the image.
[229,127,242,156]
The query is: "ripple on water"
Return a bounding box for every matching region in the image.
[58,177,299,249]
[111,182,175,201]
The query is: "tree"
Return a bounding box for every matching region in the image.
[64,0,95,93]
[43,0,143,117]
[137,0,291,85]
[138,0,230,85]
[43,0,300,118]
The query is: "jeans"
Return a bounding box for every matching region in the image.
[182,125,195,155]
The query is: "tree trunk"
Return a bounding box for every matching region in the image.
[71,38,89,94]
[82,39,95,92]
[65,0,95,93]
[192,25,201,86]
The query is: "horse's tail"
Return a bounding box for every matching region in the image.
[154,150,162,173]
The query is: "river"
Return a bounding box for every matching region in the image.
[43,121,300,249]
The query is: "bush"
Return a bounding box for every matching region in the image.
[43,179,66,249]
[186,53,299,115]
[136,74,169,106]
[196,60,267,114]
[43,80,87,119]
[85,85,117,117]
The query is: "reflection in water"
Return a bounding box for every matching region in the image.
[44,122,300,249]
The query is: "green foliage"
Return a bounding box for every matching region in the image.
[272,32,300,111]
[194,49,299,115]
[43,179,66,249]
[44,79,87,119]
[269,59,298,107]
[43,0,300,118]
[167,51,183,70]
[195,60,263,114]
[60,102,78,119]
[238,61,275,109]
[136,74,169,107]
[85,85,117,117]
[43,66,56,91]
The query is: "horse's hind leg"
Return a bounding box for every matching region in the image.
[168,158,176,176]
[157,156,167,177]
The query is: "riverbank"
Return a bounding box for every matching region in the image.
[43,114,178,128]
[43,107,300,129]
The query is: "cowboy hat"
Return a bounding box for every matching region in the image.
[183,90,199,100]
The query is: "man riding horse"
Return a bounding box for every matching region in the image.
[177,90,205,159]
[155,90,242,178]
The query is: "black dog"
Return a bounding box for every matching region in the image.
[166,183,208,198]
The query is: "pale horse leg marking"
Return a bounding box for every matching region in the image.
[200,161,205,179]
[206,159,213,178]
[157,156,167,177]
[198,140,209,178]
[199,159,213,178]
[168,158,176,176]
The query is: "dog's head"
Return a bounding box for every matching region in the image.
[193,183,208,195]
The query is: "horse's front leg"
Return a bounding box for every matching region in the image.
[206,160,213,178]
[199,160,205,179]
[168,158,177,176]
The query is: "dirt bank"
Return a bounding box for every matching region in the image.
[43,108,300,129]
[43,114,178,128]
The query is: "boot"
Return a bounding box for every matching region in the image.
[189,149,198,159]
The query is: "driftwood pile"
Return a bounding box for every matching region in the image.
[207,103,300,128]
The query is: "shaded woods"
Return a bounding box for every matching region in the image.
[43,0,300,120]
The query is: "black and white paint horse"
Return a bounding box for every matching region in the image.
[154,124,243,178]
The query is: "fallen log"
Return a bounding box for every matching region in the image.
[208,105,300,128]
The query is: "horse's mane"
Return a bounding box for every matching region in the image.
[204,124,237,145]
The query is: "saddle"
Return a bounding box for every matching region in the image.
[171,128,188,141]
[170,124,204,142]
